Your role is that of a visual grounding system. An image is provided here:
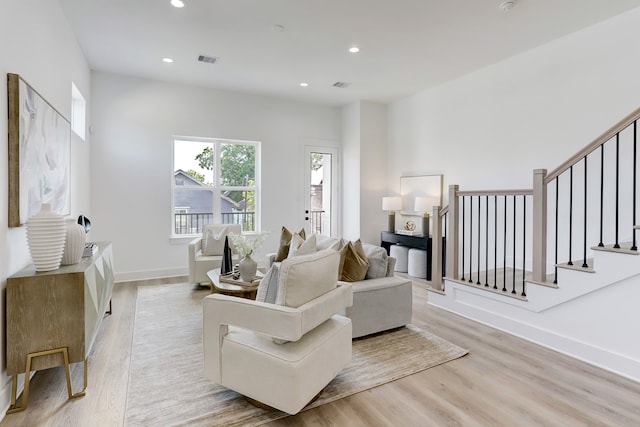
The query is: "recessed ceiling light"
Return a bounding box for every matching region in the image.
[170,0,185,8]
[163,57,174,63]
[349,46,360,53]
[499,1,516,11]
[299,82,309,87]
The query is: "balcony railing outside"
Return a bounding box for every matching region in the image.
[174,212,255,235]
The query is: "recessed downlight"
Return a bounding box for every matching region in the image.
[170,0,185,8]
[299,82,309,87]
[163,57,174,63]
[349,46,360,53]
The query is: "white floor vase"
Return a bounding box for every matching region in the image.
[26,204,66,271]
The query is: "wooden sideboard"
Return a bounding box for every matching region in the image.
[6,242,114,413]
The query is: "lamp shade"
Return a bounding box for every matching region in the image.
[414,196,438,213]
[382,196,402,211]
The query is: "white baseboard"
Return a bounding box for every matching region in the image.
[115,267,187,282]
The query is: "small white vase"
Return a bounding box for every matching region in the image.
[239,254,257,282]
[26,203,66,272]
[61,218,86,265]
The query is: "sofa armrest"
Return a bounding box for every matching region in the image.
[265,252,277,269]
[386,256,397,276]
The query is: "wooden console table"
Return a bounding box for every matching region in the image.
[380,232,432,280]
[6,242,114,414]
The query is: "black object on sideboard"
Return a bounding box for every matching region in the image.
[380,231,432,280]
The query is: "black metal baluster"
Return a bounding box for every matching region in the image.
[494,196,498,289]
[469,196,473,283]
[633,121,638,251]
[522,196,527,297]
[599,144,604,247]
[554,177,559,284]
[568,166,574,265]
[485,195,489,286]
[583,156,589,268]
[503,195,507,292]
[477,195,481,285]
[512,195,516,294]
[461,197,465,281]
[615,133,620,248]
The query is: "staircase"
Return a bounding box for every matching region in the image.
[426,107,640,383]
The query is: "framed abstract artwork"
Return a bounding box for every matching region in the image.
[8,73,71,227]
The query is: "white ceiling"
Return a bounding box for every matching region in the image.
[58,0,640,106]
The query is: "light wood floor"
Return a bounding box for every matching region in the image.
[2,275,639,427]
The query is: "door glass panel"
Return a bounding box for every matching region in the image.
[309,152,332,236]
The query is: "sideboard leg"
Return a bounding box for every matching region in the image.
[63,351,87,399]
[6,374,28,414]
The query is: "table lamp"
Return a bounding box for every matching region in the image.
[415,196,437,237]
[382,196,402,233]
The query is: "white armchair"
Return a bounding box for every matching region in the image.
[203,249,353,415]
[188,223,242,285]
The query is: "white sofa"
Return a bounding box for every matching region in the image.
[267,234,413,338]
[203,250,353,415]
[188,223,242,285]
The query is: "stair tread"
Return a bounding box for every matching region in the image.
[556,260,595,273]
[591,242,638,255]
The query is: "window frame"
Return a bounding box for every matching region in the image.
[171,136,261,238]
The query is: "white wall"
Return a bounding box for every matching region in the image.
[0,0,91,416]
[89,72,341,280]
[341,101,389,245]
[387,7,640,199]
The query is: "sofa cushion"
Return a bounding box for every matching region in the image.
[362,243,389,279]
[202,226,228,256]
[339,239,369,282]
[275,249,339,308]
[275,227,306,262]
[288,233,317,258]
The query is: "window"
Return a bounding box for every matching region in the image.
[71,82,86,140]
[172,137,260,236]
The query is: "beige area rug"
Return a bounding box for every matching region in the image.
[124,283,468,427]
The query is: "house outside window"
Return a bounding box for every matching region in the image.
[172,137,260,236]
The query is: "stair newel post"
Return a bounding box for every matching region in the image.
[431,205,443,291]
[447,185,460,281]
[532,169,548,283]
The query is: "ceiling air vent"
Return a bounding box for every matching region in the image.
[197,55,217,64]
[333,81,350,88]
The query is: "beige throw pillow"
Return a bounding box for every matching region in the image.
[275,249,339,308]
[256,264,280,304]
[275,227,306,262]
[288,233,317,258]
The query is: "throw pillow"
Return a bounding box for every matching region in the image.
[275,249,339,308]
[339,239,370,282]
[202,226,228,256]
[288,233,317,258]
[256,263,280,304]
[362,243,389,279]
[275,226,306,262]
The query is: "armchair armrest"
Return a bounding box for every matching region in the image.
[188,237,203,283]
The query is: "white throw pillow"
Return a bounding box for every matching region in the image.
[314,233,340,251]
[275,249,340,308]
[256,263,280,304]
[288,233,317,258]
[202,226,228,256]
[362,243,389,279]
